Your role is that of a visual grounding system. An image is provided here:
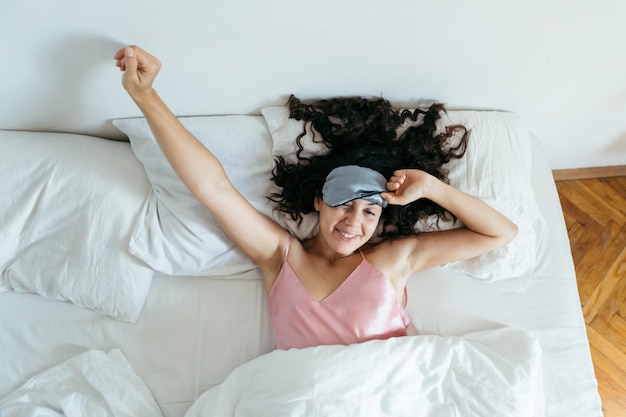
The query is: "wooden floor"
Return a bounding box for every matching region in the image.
[555,175,626,417]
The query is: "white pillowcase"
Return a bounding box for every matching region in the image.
[112,116,275,277]
[436,110,545,290]
[0,130,154,322]
[260,106,545,292]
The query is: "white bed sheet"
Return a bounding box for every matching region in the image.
[0,136,602,417]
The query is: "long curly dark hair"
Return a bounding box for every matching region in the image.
[269,95,470,237]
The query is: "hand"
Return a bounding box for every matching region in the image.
[382,169,434,206]
[113,45,161,101]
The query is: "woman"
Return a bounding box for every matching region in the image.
[114,45,518,350]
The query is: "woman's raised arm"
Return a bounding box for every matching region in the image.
[114,46,288,274]
[382,169,519,273]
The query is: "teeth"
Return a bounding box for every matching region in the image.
[338,231,357,239]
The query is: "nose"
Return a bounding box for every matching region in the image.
[344,210,362,226]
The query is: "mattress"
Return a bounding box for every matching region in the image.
[0,116,602,416]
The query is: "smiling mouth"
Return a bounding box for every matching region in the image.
[337,230,359,240]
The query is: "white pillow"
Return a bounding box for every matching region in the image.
[112,116,275,276]
[0,130,154,322]
[436,110,544,290]
[260,106,545,292]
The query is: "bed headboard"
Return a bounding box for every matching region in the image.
[1,0,624,170]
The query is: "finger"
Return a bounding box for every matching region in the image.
[113,48,126,60]
[388,175,405,184]
[129,44,152,58]
[113,58,126,71]
[386,176,405,191]
[123,46,138,72]
[381,192,402,206]
[128,45,154,67]
[386,181,400,191]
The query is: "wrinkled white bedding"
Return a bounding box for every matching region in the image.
[0,328,542,417]
[0,349,163,417]
[0,124,602,417]
[185,327,544,417]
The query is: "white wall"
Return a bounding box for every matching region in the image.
[0,0,624,170]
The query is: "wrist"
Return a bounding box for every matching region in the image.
[130,88,158,106]
[422,173,444,202]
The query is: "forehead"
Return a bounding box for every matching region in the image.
[350,198,380,205]
[343,199,383,209]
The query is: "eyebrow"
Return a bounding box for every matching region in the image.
[343,199,382,208]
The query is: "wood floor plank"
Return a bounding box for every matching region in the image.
[576,221,623,308]
[566,218,598,254]
[556,181,613,227]
[590,317,626,354]
[597,245,626,323]
[608,314,626,352]
[596,178,626,216]
[607,177,626,199]
[580,178,626,220]
[582,237,626,322]
[586,325,626,383]
[557,193,593,231]
[556,175,626,417]
[593,366,626,416]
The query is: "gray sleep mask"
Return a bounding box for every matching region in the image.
[322,165,388,208]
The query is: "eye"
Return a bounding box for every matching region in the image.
[365,207,380,217]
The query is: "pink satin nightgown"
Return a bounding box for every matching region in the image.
[268,236,412,350]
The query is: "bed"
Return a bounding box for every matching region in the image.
[0,107,603,416]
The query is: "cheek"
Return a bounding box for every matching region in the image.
[363,216,381,233]
[318,210,338,228]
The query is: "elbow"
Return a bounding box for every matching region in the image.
[502,222,519,246]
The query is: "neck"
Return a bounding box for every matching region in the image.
[303,235,359,264]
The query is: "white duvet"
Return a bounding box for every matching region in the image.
[186,327,544,417]
[0,328,542,417]
[0,349,163,417]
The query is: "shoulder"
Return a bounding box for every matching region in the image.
[363,236,420,281]
[260,232,298,292]
[366,236,418,256]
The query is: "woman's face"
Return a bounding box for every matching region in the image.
[314,197,383,255]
